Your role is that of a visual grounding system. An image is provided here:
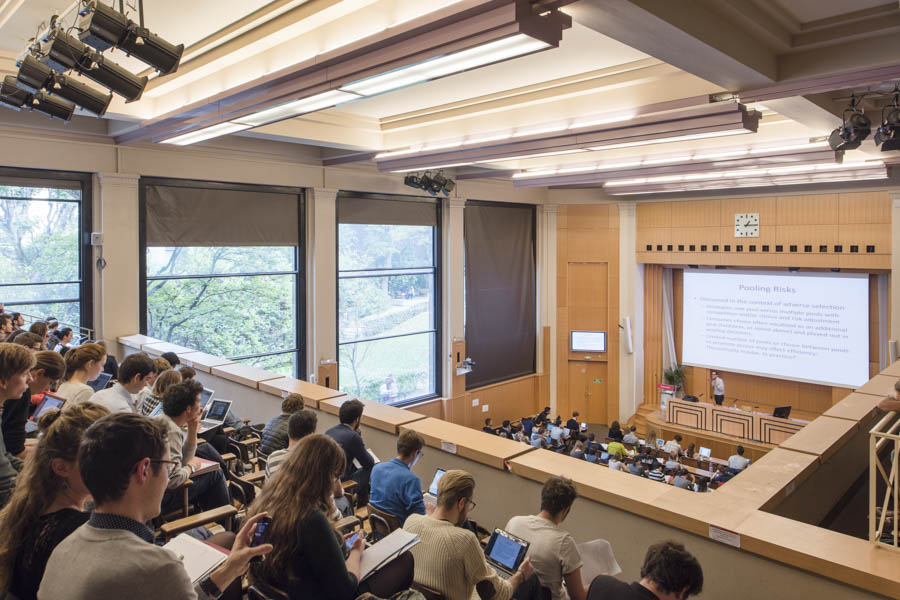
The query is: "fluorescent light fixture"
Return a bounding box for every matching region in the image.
[512,124,567,137]
[597,161,643,170]
[692,149,749,160]
[605,178,647,187]
[421,140,464,152]
[589,128,751,151]
[375,147,421,159]
[569,114,636,129]
[748,141,828,154]
[466,132,512,145]
[641,155,692,165]
[557,165,598,174]
[475,148,586,163]
[161,122,251,145]
[390,162,473,173]
[232,90,360,127]
[341,34,548,96]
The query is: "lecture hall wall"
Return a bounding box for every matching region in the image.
[637,191,891,419]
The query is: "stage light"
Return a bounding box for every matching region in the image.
[828,99,871,151]
[41,30,147,102]
[874,96,900,152]
[0,76,29,110]
[79,1,184,74]
[30,90,76,121]
[428,172,448,195]
[404,174,423,189]
[17,55,111,116]
[419,172,435,193]
[442,177,456,195]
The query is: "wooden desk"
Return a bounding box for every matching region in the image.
[193,458,220,477]
[778,416,858,462]
[713,448,818,510]
[142,341,196,357]
[667,399,808,444]
[118,334,162,350]
[400,417,533,470]
[211,363,283,388]
[259,377,346,409]
[855,374,898,398]
[823,392,882,423]
[178,351,235,373]
[878,360,900,378]
[320,397,427,434]
[653,484,760,537]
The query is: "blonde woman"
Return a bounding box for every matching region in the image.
[0,402,109,600]
[56,343,106,405]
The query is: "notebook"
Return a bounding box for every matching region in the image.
[484,529,529,579]
[359,528,419,581]
[163,533,228,584]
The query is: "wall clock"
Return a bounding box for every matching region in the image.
[734,213,760,237]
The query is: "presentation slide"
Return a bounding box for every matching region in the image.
[682,270,869,388]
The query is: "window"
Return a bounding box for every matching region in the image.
[464,201,535,388]
[140,179,304,377]
[0,169,92,331]
[337,193,440,405]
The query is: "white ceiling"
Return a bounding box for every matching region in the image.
[338,23,649,119]
[766,0,891,23]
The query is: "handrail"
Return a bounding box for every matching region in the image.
[10,311,94,340]
[868,408,900,550]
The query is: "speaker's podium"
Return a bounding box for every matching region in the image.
[667,399,808,444]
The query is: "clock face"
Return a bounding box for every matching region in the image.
[734,212,760,238]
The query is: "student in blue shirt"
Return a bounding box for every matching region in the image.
[369,430,430,523]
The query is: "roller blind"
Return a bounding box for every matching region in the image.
[145,183,300,246]
[464,201,536,389]
[338,192,437,226]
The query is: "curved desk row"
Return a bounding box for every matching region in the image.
[117,334,899,599]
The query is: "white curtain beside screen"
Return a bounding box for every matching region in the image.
[661,268,677,371]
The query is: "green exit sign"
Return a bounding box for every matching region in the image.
[592,378,603,384]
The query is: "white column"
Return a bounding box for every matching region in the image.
[891,192,900,350]
[443,198,466,396]
[308,188,339,382]
[93,173,140,357]
[540,204,558,413]
[618,202,639,421]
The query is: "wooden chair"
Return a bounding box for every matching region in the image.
[159,505,237,541]
[366,504,400,541]
[226,470,259,510]
[227,436,262,473]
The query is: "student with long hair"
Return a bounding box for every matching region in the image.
[0,403,109,599]
[0,344,35,507]
[56,343,106,405]
[2,351,66,461]
[247,434,413,600]
[141,368,181,416]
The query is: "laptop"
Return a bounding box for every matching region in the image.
[599,451,610,464]
[26,393,66,434]
[199,388,214,411]
[698,447,711,458]
[656,439,665,448]
[86,372,112,392]
[148,403,164,418]
[199,399,232,434]
[484,529,530,580]
[423,468,446,505]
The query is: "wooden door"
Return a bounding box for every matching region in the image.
[567,361,608,424]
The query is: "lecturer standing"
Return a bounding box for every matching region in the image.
[711,371,725,405]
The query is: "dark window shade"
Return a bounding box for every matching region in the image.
[464,202,535,389]
[338,194,437,226]
[145,184,300,246]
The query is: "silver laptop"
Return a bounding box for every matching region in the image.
[484,529,530,579]
[423,468,445,505]
[199,387,214,411]
[199,399,231,433]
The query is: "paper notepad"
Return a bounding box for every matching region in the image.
[352,449,381,470]
[359,529,419,581]
[163,533,228,584]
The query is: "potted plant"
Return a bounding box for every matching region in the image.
[663,365,686,397]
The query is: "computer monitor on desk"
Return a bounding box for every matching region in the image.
[772,406,792,419]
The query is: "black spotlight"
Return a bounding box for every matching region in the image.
[442,177,456,195]
[419,171,435,192]
[0,76,30,110]
[828,99,872,151]
[79,1,184,75]
[428,172,447,195]
[17,55,111,116]
[41,30,147,102]
[404,173,422,189]
[874,96,900,152]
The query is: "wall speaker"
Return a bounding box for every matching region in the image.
[889,339,898,364]
[623,316,634,355]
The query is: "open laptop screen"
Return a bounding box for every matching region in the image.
[199,388,214,409]
[698,447,711,458]
[205,400,230,422]
[86,372,112,392]
[33,393,65,420]
[485,530,528,571]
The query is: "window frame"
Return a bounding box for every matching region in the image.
[138,176,305,378]
[0,166,93,332]
[335,192,442,406]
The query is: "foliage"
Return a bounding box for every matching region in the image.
[663,364,686,388]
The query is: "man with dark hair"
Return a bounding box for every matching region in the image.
[93,352,157,414]
[535,406,551,425]
[587,540,703,600]
[265,409,317,478]
[507,476,585,600]
[728,445,750,471]
[566,412,580,432]
[160,351,180,367]
[39,413,272,599]
[0,314,11,341]
[623,426,639,446]
[11,332,42,351]
[325,398,374,507]
[10,313,23,329]
[157,381,230,513]
[370,429,429,523]
[482,417,495,434]
[260,392,305,454]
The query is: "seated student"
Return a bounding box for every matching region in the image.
[646,462,665,483]
[628,459,644,477]
[91,353,156,414]
[248,434,412,600]
[12,332,43,352]
[178,365,197,381]
[497,420,512,439]
[606,439,627,459]
[530,426,546,449]
[566,412,580,432]
[482,417,496,434]
[160,351,180,368]
[535,406,551,425]
[728,446,750,471]
[39,414,270,600]
[710,465,733,486]
[3,351,66,461]
[0,314,12,342]
[141,368,181,416]
[512,424,528,443]
[570,440,586,460]
[684,443,695,459]
[672,469,694,491]
[0,403,109,600]
[370,430,428,524]
[623,426,639,446]
[157,380,230,513]
[133,358,168,409]
[325,399,375,508]
[664,452,680,472]
[0,344,36,507]
[587,540,703,600]
[608,454,627,473]
[265,409,317,478]
[607,421,624,442]
[27,322,50,350]
[44,318,58,349]
[521,415,535,437]
[404,470,538,600]
[506,477,586,600]
[260,393,305,454]
[549,421,565,443]
[56,343,106,406]
[662,434,683,456]
[51,328,73,353]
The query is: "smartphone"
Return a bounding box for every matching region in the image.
[250,516,273,562]
[345,530,362,550]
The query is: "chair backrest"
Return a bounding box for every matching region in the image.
[367,504,400,540]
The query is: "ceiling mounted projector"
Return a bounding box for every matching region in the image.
[79,0,184,75]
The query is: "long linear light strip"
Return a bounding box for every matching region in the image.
[602,160,884,187]
[512,141,830,179]
[587,128,752,152]
[612,172,889,196]
[387,148,590,173]
[162,122,251,146]
[231,89,362,127]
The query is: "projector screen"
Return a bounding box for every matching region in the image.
[682,270,869,388]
